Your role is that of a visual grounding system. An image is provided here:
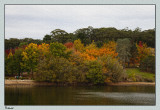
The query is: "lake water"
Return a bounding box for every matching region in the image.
[5,85,155,105]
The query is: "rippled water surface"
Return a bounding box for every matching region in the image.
[5,85,155,105]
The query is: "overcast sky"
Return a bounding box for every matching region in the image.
[5,5,155,40]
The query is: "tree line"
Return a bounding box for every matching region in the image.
[5,26,155,50]
[5,26,155,84]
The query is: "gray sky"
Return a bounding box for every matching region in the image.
[5,5,155,40]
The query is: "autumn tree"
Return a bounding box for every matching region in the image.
[38,43,50,59]
[102,41,117,51]
[85,41,97,50]
[79,41,118,61]
[64,42,74,49]
[21,43,39,78]
[73,39,84,52]
[136,42,151,62]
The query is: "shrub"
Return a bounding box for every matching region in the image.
[140,55,155,73]
[85,60,105,84]
[35,56,78,83]
[128,73,136,82]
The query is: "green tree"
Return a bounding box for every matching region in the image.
[19,42,28,47]
[74,26,94,45]
[43,34,51,44]
[14,48,24,76]
[5,38,20,50]
[5,49,23,76]
[50,42,71,58]
[116,38,132,68]
[5,51,15,76]
[50,29,68,43]
[140,55,155,73]
[94,27,119,42]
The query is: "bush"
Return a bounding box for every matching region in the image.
[34,58,55,82]
[35,56,78,83]
[85,60,105,84]
[68,53,88,82]
[140,55,155,73]
[100,56,126,82]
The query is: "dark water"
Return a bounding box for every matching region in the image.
[5,85,155,105]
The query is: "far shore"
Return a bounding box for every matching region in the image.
[5,79,155,86]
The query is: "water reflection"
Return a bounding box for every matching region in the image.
[77,92,155,105]
[5,85,155,105]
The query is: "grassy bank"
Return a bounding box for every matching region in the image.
[126,68,155,82]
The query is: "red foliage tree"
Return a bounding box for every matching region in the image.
[139,41,143,47]
[64,42,73,48]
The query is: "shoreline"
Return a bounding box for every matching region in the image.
[5,80,155,86]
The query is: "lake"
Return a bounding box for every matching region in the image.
[5,85,155,105]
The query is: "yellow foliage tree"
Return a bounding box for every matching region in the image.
[85,40,97,50]
[21,43,39,78]
[102,41,117,51]
[73,39,84,52]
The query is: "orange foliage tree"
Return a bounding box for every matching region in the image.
[38,43,50,58]
[75,41,118,61]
